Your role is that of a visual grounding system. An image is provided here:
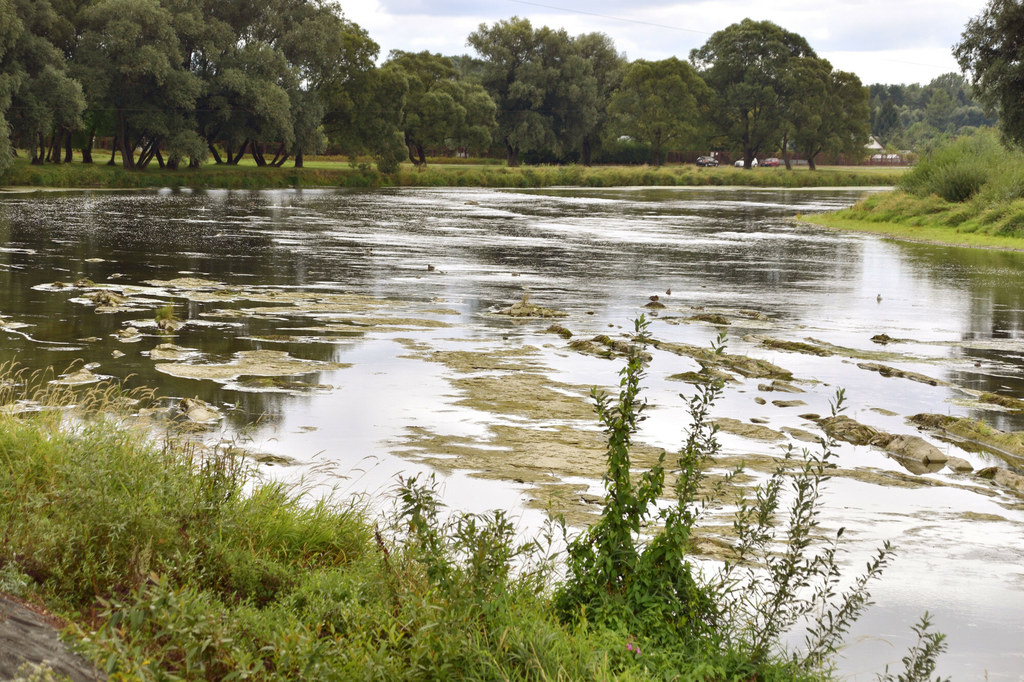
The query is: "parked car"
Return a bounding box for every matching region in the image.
[733,158,758,167]
[696,155,719,167]
[763,157,780,167]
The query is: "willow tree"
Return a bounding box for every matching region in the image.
[607,57,709,166]
[691,19,816,168]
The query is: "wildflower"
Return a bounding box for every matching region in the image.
[626,640,641,656]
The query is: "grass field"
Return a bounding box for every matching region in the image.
[0,151,905,191]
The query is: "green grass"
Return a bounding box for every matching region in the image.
[804,129,1024,249]
[0,152,903,191]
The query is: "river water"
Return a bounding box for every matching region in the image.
[1,186,1022,679]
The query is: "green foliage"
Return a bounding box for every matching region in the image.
[898,129,1013,202]
[877,612,950,682]
[607,58,710,165]
[691,19,816,166]
[956,0,1024,148]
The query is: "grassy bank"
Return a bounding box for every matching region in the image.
[0,154,903,191]
[803,130,1024,251]
[0,337,944,680]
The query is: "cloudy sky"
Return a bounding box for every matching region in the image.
[340,0,990,85]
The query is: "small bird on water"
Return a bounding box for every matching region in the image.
[876,293,882,303]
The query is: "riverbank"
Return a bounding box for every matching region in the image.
[0,155,903,190]
[800,189,1024,252]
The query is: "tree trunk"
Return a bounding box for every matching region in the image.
[251,142,266,167]
[155,148,165,169]
[416,144,426,166]
[64,131,73,163]
[807,155,817,171]
[208,143,223,165]
[581,136,593,166]
[30,133,44,165]
[107,136,118,165]
[505,140,519,167]
[82,129,94,164]
[270,142,288,166]
[405,131,417,165]
[45,131,59,163]
[293,149,303,168]
[118,114,136,170]
[781,131,792,170]
[230,139,248,165]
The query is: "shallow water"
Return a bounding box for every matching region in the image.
[1,185,1023,679]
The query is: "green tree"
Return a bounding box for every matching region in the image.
[873,99,901,143]
[691,19,816,168]
[2,0,85,166]
[789,63,870,169]
[955,0,1024,146]
[607,57,709,165]
[468,17,612,166]
[571,32,624,165]
[467,17,557,166]
[386,50,496,165]
[0,0,22,175]
[76,0,202,170]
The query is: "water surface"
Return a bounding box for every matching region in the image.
[1,186,1022,679]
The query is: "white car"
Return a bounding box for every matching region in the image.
[734,158,758,167]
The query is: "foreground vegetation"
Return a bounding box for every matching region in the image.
[0,324,947,680]
[805,129,1024,250]
[0,155,903,191]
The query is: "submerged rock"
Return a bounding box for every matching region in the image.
[978,391,1024,411]
[546,324,573,339]
[817,415,881,446]
[757,380,804,393]
[651,339,792,380]
[910,413,1024,466]
[856,362,945,386]
[175,397,220,424]
[688,313,730,326]
[976,467,1024,495]
[944,456,973,473]
[155,350,348,383]
[881,434,947,466]
[496,294,568,318]
[759,337,833,356]
[713,417,786,441]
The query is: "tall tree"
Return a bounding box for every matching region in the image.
[386,50,496,165]
[76,0,202,170]
[575,32,625,165]
[789,63,870,169]
[468,17,556,166]
[3,0,85,166]
[955,0,1024,146]
[607,57,709,165]
[691,19,816,168]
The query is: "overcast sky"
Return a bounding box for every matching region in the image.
[339,0,990,85]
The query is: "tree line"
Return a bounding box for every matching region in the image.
[0,0,920,175]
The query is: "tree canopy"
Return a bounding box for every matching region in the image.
[0,4,960,174]
[955,0,1024,147]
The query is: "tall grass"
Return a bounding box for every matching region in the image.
[822,129,1024,241]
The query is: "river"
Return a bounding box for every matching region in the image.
[0,186,1022,679]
